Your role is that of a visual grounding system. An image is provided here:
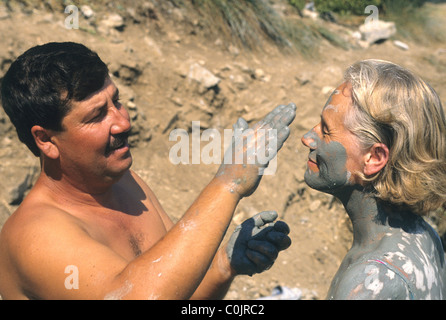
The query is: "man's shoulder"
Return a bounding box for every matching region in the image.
[1,198,85,252]
[119,169,162,206]
[121,169,172,229]
[116,170,150,196]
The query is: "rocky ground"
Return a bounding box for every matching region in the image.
[0,0,445,300]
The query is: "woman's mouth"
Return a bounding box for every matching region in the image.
[307,154,319,171]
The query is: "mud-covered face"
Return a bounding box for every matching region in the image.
[303,130,350,192]
[301,82,364,194]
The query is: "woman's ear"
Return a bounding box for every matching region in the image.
[31,125,60,159]
[363,143,389,176]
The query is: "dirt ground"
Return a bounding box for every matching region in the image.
[0,1,445,300]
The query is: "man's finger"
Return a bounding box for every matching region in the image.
[233,117,249,131]
[252,211,278,227]
[255,104,287,129]
[266,231,292,250]
[254,103,296,130]
[247,240,279,261]
[276,126,291,148]
[266,103,297,129]
[246,249,274,273]
[273,220,290,234]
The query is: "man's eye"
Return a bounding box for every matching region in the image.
[113,98,121,108]
[90,109,107,122]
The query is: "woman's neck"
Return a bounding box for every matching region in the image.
[336,186,390,248]
[336,186,421,249]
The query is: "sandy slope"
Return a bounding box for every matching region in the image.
[0,1,445,299]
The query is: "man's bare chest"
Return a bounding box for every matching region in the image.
[77,204,168,261]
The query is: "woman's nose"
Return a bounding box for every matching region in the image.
[301,128,318,150]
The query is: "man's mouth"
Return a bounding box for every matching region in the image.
[106,133,129,154]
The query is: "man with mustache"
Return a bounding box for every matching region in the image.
[0,42,295,299]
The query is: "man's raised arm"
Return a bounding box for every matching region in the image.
[113,103,296,299]
[5,103,296,300]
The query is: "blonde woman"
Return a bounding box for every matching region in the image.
[301,59,446,299]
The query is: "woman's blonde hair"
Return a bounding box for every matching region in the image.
[344,59,446,215]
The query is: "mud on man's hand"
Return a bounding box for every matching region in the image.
[225,211,291,276]
[215,103,296,198]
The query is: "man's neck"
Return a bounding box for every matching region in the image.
[37,165,122,210]
[39,153,130,203]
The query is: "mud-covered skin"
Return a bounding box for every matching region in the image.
[327,188,445,300]
[216,104,295,276]
[216,103,296,198]
[303,131,350,193]
[226,211,291,276]
[301,83,446,300]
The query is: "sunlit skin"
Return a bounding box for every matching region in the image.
[301,82,445,300]
[0,71,295,299]
[42,76,133,194]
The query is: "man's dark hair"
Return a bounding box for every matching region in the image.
[1,42,109,156]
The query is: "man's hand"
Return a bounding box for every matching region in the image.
[225,211,291,276]
[215,103,296,198]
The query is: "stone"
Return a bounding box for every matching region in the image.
[98,13,125,35]
[0,5,10,20]
[309,199,322,212]
[393,40,409,51]
[80,5,94,19]
[302,9,318,20]
[187,63,221,89]
[359,20,396,44]
[144,36,163,57]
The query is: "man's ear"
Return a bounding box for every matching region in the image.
[363,143,389,176]
[31,125,60,159]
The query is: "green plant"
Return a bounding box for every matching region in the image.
[190,0,355,55]
[313,0,382,15]
[381,0,442,42]
[191,0,283,48]
[288,0,306,11]
[190,0,313,51]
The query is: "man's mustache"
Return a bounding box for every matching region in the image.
[106,132,129,153]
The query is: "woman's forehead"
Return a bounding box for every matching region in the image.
[322,83,352,118]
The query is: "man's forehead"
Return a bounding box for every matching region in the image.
[66,77,118,119]
[80,76,118,103]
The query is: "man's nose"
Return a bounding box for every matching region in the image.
[110,105,131,135]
